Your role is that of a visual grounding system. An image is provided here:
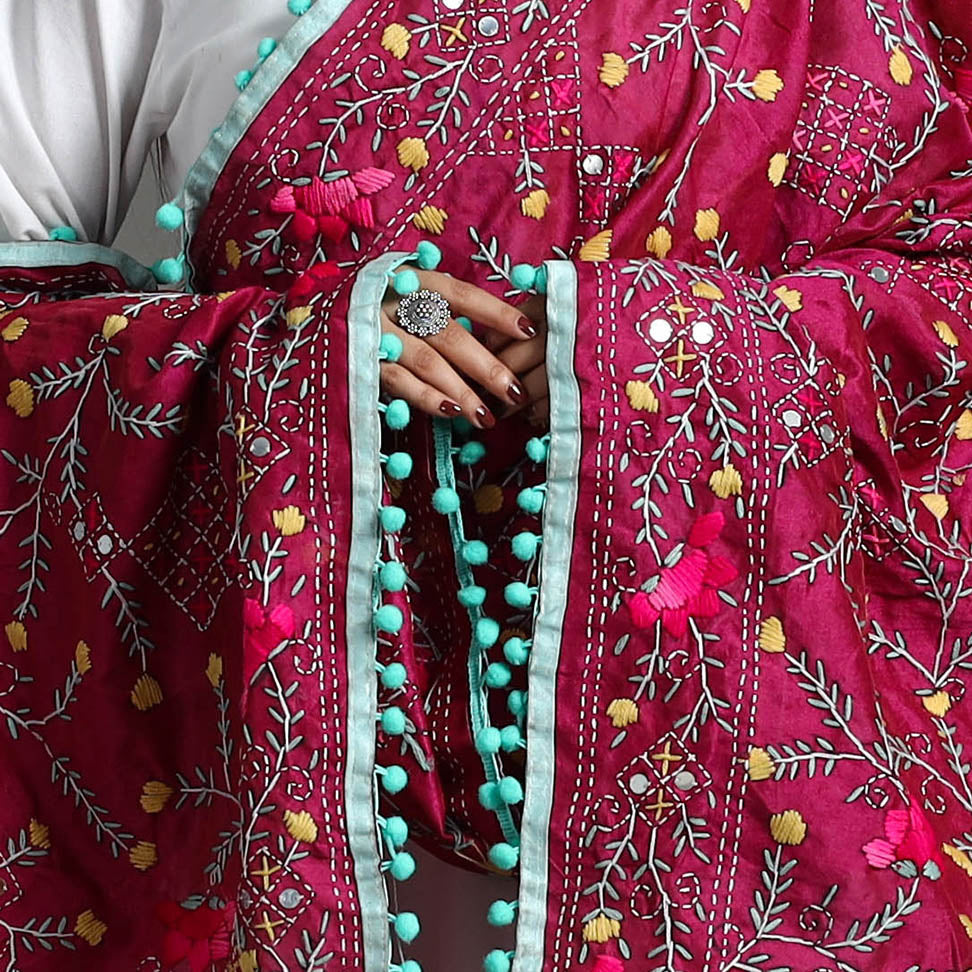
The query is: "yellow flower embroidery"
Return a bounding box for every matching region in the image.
[1,316,28,342]
[412,205,448,235]
[583,913,621,943]
[273,505,306,536]
[521,189,551,220]
[286,306,312,328]
[769,809,806,845]
[877,405,889,440]
[773,284,802,312]
[932,319,958,347]
[758,616,785,653]
[5,620,27,653]
[606,698,638,728]
[691,280,725,301]
[140,781,174,814]
[709,464,743,499]
[921,691,951,717]
[957,409,972,440]
[474,484,504,514]
[225,239,242,270]
[29,818,51,849]
[625,380,659,413]
[960,913,972,939]
[75,910,107,946]
[734,0,751,10]
[889,45,913,85]
[131,674,163,711]
[693,208,720,241]
[381,23,411,60]
[7,379,34,418]
[579,229,612,262]
[943,842,972,878]
[397,137,429,172]
[237,950,259,972]
[129,841,158,871]
[752,69,784,102]
[206,653,223,688]
[767,152,788,186]
[75,640,91,674]
[101,314,129,341]
[284,809,319,843]
[645,226,673,259]
[748,747,775,781]
[598,53,629,88]
[920,493,948,520]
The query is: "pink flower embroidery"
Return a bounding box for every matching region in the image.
[156,900,234,972]
[627,512,737,637]
[861,794,943,869]
[242,598,296,711]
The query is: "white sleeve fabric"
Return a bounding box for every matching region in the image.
[0,0,292,247]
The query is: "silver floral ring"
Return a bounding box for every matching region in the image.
[396,289,451,338]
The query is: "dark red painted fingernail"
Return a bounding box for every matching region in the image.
[508,381,527,404]
[518,317,537,338]
[475,406,496,429]
[439,400,462,416]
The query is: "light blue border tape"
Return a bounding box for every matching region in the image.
[346,251,409,972]
[0,241,156,291]
[513,261,581,972]
[432,420,519,846]
[179,0,355,290]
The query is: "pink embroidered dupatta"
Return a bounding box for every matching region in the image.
[2,0,972,969]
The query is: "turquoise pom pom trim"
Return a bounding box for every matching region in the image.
[475,727,502,755]
[511,531,541,561]
[487,900,517,927]
[497,776,523,805]
[510,263,537,291]
[379,661,407,689]
[432,486,460,514]
[457,585,486,608]
[379,506,407,533]
[288,0,313,13]
[155,202,184,231]
[502,637,531,666]
[458,441,486,465]
[392,268,420,295]
[507,690,528,717]
[484,662,511,688]
[462,540,489,565]
[484,950,514,972]
[393,912,420,943]
[415,240,442,270]
[379,332,403,362]
[517,485,546,514]
[382,399,410,430]
[235,69,254,91]
[378,561,408,592]
[487,843,520,870]
[388,851,416,880]
[504,581,535,608]
[380,706,407,734]
[534,264,548,294]
[500,724,524,751]
[151,255,185,285]
[474,617,500,648]
[383,815,409,847]
[385,451,413,479]
[525,435,550,463]
[375,604,404,634]
[478,782,503,811]
[48,226,78,242]
[399,962,422,972]
[257,36,278,60]
[380,765,409,794]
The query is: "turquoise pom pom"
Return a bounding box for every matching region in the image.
[382,765,408,794]
[485,662,511,688]
[510,263,538,291]
[379,332,403,362]
[487,900,516,927]
[500,724,523,751]
[380,506,407,533]
[401,961,422,972]
[475,726,502,754]
[458,441,486,465]
[511,531,540,561]
[508,690,527,717]
[484,950,512,972]
[386,452,413,479]
[288,0,313,13]
[49,225,78,242]
[458,585,486,608]
[478,782,502,810]
[152,257,184,285]
[380,661,407,689]
[534,264,548,294]
[432,487,460,514]
[498,776,523,804]
[505,582,534,609]
[257,37,277,59]
[462,540,489,565]
[517,487,545,514]
[393,912,420,943]
[453,416,473,436]
[375,604,404,634]
[384,399,410,430]
[155,203,184,231]
[488,843,519,870]
[392,269,420,295]
[525,436,549,463]
[456,315,473,332]
[379,561,408,592]
[381,706,407,734]
[503,637,530,666]
[235,69,254,91]
[415,241,442,270]
[389,851,416,880]
[383,815,409,847]
[475,617,500,648]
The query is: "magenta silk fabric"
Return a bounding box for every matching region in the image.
[2,0,972,970]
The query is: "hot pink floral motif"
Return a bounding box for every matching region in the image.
[627,512,737,637]
[861,794,943,869]
[242,598,296,712]
[156,900,234,972]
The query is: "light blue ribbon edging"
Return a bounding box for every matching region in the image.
[179,0,355,290]
[512,261,581,972]
[346,252,409,972]
[0,241,157,291]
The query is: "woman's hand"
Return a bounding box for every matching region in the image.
[489,293,548,426]
[379,268,540,429]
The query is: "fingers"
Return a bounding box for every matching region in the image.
[503,363,547,418]
[496,332,545,376]
[380,363,464,420]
